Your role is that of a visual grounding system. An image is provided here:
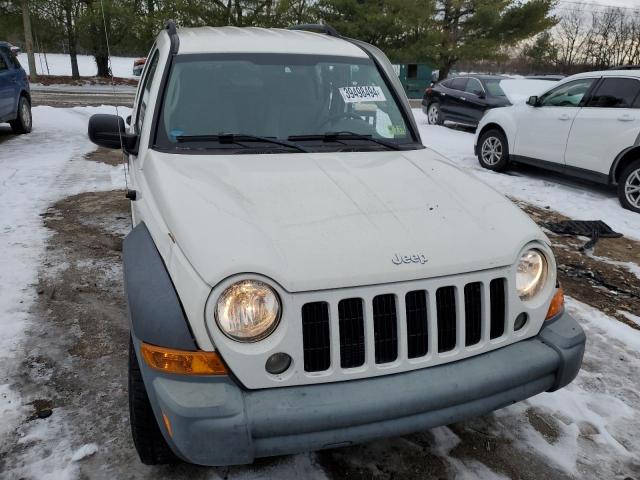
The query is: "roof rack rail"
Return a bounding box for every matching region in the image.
[165,20,179,54]
[287,23,340,37]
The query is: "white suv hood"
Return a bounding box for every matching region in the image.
[144,148,545,292]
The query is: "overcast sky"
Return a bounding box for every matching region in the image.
[555,0,640,10]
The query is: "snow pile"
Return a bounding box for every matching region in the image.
[16,53,138,79]
[71,443,99,462]
[413,109,640,241]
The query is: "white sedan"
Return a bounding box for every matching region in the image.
[475,70,640,213]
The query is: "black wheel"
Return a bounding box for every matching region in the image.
[477,129,510,172]
[618,159,640,213]
[9,96,32,134]
[129,338,179,465]
[426,102,443,125]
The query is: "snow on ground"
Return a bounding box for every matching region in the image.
[496,297,640,477]
[17,53,138,79]
[0,105,127,479]
[414,109,640,241]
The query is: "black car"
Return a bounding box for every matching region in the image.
[422,75,510,128]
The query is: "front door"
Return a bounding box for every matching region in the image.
[514,78,596,166]
[0,51,14,119]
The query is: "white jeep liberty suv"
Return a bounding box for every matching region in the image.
[88,22,585,466]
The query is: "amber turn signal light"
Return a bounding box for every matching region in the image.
[140,343,228,375]
[545,287,565,320]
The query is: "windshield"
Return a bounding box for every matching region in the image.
[155,53,416,153]
[484,79,506,97]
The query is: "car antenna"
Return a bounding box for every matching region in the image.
[98,0,129,193]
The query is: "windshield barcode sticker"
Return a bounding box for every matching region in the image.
[339,86,386,103]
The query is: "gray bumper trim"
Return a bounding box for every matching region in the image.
[133,310,585,466]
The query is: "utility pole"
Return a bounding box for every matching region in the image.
[21,0,38,82]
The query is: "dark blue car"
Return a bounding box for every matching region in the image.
[0,41,31,134]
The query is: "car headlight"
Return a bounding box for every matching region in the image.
[516,249,548,301]
[215,280,281,342]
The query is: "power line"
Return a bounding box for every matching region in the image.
[556,0,640,13]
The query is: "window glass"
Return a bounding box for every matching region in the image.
[464,78,483,95]
[407,64,417,79]
[451,77,468,91]
[157,53,414,151]
[540,78,594,107]
[135,51,159,132]
[587,78,640,108]
[485,79,506,96]
[440,79,453,88]
[0,53,8,71]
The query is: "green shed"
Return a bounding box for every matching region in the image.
[393,63,437,99]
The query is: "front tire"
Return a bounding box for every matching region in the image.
[618,159,640,213]
[477,129,510,172]
[129,339,179,465]
[10,96,32,134]
[427,102,443,125]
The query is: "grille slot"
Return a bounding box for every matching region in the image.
[464,282,482,346]
[436,286,457,352]
[301,302,331,372]
[373,294,398,364]
[406,290,428,358]
[338,298,365,368]
[490,278,506,339]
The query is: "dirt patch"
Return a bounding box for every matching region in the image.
[514,200,640,330]
[84,148,125,167]
[33,75,138,86]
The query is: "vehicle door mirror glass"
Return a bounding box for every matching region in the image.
[526,95,539,106]
[88,113,138,154]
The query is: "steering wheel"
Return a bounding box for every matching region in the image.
[317,112,365,130]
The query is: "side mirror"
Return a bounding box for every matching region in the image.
[88,114,138,154]
[526,95,539,106]
[474,89,485,99]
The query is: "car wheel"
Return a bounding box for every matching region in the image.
[618,159,640,213]
[9,96,32,134]
[129,338,179,465]
[478,129,510,172]
[427,102,443,125]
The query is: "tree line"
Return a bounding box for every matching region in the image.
[2,1,635,80]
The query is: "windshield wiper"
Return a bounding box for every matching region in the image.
[288,131,403,151]
[176,133,308,153]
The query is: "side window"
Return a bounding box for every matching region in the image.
[586,78,640,108]
[135,51,160,133]
[465,78,483,95]
[451,77,468,91]
[440,79,453,88]
[0,53,8,71]
[540,78,594,107]
[1,48,17,69]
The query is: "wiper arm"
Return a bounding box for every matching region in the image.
[288,131,402,151]
[176,133,308,153]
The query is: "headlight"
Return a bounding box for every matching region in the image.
[516,249,548,301]
[215,280,281,342]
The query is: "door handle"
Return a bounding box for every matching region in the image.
[460,96,466,101]
[618,114,634,122]
[558,114,571,121]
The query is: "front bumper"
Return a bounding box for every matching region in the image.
[133,310,585,466]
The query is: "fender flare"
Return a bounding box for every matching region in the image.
[123,222,197,350]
